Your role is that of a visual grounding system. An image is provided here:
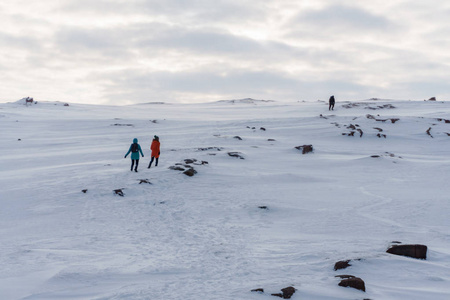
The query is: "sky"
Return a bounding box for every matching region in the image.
[0,0,449,105]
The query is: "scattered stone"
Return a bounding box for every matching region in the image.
[81,189,88,193]
[320,114,328,119]
[114,189,124,197]
[112,124,133,126]
[371,155,380,158]
[18,139,21,141]
[428,97,436,101]
[271,287,296,299]
[334,260,351,271]
[183,168,197,177]
[184,159,197,164]
[251,288,264,293]
[228,152,245,159]
[374,127,383,132]
[366,114,376,119]
[386,244,427,259]
[150,120,158,123]
[390,118,400,123]
[169,166,185,171]
[260,127,266,131]
[234,136,243,140]
[377,133,387,138]
[357,128,363,137]
[268,139,276,141]
[64,103,69,106]
[347,124,356,130]
[295,145,313,154]
[197,147,223,151]
[391,241,402,244]
[258,206,268,210]
[446,133,450,136]
[426,127,433,138]
[139,179,152,184]
[338,276,365,292]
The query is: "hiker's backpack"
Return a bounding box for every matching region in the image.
[131,143,139,153]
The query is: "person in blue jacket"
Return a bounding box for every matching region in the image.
[124,138,144,172]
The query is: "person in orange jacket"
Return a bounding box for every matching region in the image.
[148,135,160,168]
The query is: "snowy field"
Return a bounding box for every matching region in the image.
[1,98,449,300]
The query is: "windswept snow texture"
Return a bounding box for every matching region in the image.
[1,99,450,300]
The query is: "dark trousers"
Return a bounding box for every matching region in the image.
[131,159,139,171]
[148,157,158,168]
[329,103,334,110]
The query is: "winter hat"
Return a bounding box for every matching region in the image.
[133,138,138,143]
[154,135,159,140]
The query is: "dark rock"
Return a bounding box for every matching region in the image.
[64,103,69,106]
[373,127,383,132]
[169,166,185,171]
[271,287,295,299]
[228,152,245,159]
[348,131,355,136]
[280,287,296,299]
[271,293,283,298]
[233,136,242,140]
[390,118,400,124]
[268,139,276,141]
[371,155,380,158]
[377,133,386,138]
[251,288,264,293]
[334,260,351,271]
[260,127,266,131]
[338,277,365,292]
[357,128,363,137]
[366,114,376,119]
[429,97,436,101]
[184,159,197,164]
[386,244,427,259]
[81,189,88,193]
[197,147,223,151]
[258,206,268,210]
[201,161,209,165]
[347,124,356,130]
[18,139,21,141]
[139,179,152,184]
[183,168,197,177]
[114,189,124,196]
[295,145,313,154]
[112,124,133,126]
[426,127,433,138]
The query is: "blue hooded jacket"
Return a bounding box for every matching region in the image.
[125,138,144,160]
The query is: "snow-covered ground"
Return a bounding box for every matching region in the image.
[1,98,449,300]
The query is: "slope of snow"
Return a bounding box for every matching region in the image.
[0,99,449,299]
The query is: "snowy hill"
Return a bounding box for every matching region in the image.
[0,99,449,300]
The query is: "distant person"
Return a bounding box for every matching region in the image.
[329,95,335,111]
[124,138,144,172]
[148,135,161,168]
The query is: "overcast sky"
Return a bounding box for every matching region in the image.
[0,0,449,104]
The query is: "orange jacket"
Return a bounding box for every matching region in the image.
[151,140,160,158]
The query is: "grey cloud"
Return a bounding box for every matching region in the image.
[289,4,395,32]
[60,0,268,24]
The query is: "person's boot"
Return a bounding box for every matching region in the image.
[135,169,138,172]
